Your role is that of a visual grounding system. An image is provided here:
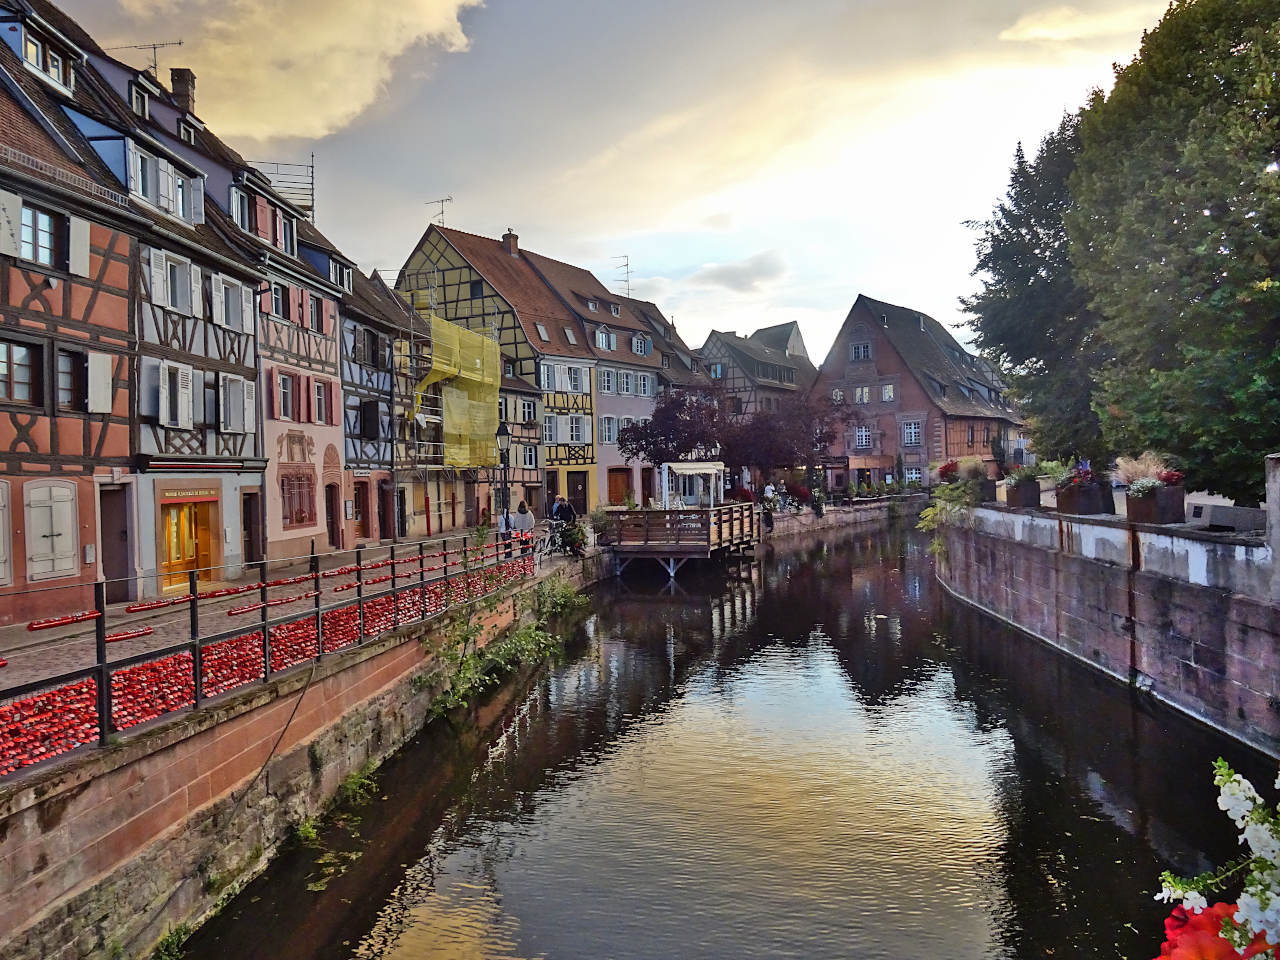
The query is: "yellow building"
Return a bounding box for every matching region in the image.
[398,225,599,515]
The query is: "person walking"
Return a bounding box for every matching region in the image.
[497,505,514,558]
[513,500,535,554]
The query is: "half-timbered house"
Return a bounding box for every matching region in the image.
[811,294,1022,488]
[398,226,597,516]
[697,324,818,420]
[0,23,141,620]
[498,359,543,517]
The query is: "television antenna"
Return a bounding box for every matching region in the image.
[426,196,453,226]
[612,255,631,298]
[104,39,184,74]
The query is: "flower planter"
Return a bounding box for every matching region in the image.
[1006,482,1041,509]
[1056,483,1106,515]
[1127,485,1185,524]
[976,479,998,503]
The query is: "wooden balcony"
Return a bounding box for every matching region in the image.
[604,502,760,575]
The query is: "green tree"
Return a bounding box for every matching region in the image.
[1068,0,1280,502]
[962,112,1109,466]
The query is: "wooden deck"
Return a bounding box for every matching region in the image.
[604,503,760,576]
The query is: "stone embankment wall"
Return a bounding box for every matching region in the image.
[937,501,1279,757]
[0,552,607,960]
[766,495,926,540]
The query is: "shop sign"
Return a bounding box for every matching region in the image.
[160,488,220,503]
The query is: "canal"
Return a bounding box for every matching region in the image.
[185,523,1275,960]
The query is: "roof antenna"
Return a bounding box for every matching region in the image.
[105,39,183,75]
[426,196,453,227]
[612,255,631,297]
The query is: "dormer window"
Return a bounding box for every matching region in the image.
[587,299,598,312]
[631,335,651,356]
[280,216,296,256]
[594,327,616,351]
[610,303,620,317]
[179,122,195,145]
[131,85,149,119]
[564,327,577,345]
[535,323,549,342]
[230,187,252,232]
[22,28,71,89]
[329,260,352,291]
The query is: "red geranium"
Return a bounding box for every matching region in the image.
[1158,469,1185,486]
[939,459,959,482]
[791,485,812,504]
[1156,904,1271,960]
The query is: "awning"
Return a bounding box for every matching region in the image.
[663,460,725,475]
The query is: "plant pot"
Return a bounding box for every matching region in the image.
[1006,482,1041,509]
[1129,486,1185,524]
[1056,483,1106,515]
[976,479,998,503]
[1125,492,1160,524]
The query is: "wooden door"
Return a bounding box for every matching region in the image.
[99,486,130,602]
[160,502,197,591]
[607,468,630,505]
[545,471,559,516]
[325,483,340,548]
[568,471,588,516]
[641,467,654,507]
[194,503,215,580]
[242,492,263,567]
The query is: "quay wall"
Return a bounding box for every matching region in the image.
[0,553,607,960]
[937,500,1279,757]
[765,495,925,541]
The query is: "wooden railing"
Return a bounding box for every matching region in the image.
[607,502,758,552]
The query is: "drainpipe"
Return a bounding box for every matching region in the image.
[1267,453,1280,604]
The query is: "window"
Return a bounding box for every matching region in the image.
[164,256,194,314]
[905,467,923,484]
[271,283,285,319]
[855,425,872,449]
[567,367,582,393]
[520,398,536,423]
[131,86,149,118]
[279,371,295,420]
[637,373,652,397]
[849,342,871,362]
[600,415,617,444]
[661,354,670,369]
[854,386,871,404]
[308,294,323,332]
[882,384,895,402]
[24,481,77,580]
[499,397,508,422]
[280,474,317,527]
[174,174,189,220]
[597,368,614,393]
[215,277,245,332]
[543,414,555,443]
[631,335,650,355]
[522,444,537,468]
[619,371,633,395]
[23,33,42,69]
[179,122,195,145]
[231,188,252,231]
[55,350,86,410]
[595,327,615,350]
[280,216,296,256]
[157,361,194,429]
[469,279,483,299]
[535,323,550,342]
[569,415,584,443]
[0,340,40,405]
[984,424,991,443]
[219,374,252,433]
[730,396,744,415]
[131,147,160,206]
[610,303,621,317]
[587,299,598,312]
[314,380,329,424]
[539,363,554,390]
[20,205,58,267]
[23,30,70,88]
[564,327,577,345]
[968,424,976,446]
[903,420,921,446]
[620,416,634,429]
[330,260,352,291]
[831,388,845,404]
[709,362,723,379]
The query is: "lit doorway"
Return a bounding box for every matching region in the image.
[160,501,214,591]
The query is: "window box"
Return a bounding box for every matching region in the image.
[1056,483,1107,516]
[1126,485,1185,525]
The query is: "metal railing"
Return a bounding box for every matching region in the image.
[0,531,544,778]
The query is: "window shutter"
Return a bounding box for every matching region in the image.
[149,248,167,307]
[598,416,606,440]
[25,483,77,577]
[582,417,592,444]
[360,398,379,440]
[191,177,205,224]
[211,275,225,326]
[303,375,315,423]
[0,481,10,585]
[269,367,280,420]
[555,365,568,392]
[157,360,170,425]
[556,414,570,443]
[157,158,173,211]
[242,283,255,332]
[67,216,91,277]
[87,352,112,414]
[189,264,202,318]
[126,140,139,195]
[218,373,231,432]
[244,380,256,435]
[274,210,284,249]
[0,189,18,258]
[177,364,194,429]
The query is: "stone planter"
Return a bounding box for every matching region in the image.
[976,479,998,503]
[1006,482,1041,509]
[1056,482,1106,515]
[1127,485,1186,524]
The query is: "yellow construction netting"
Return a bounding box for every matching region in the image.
[413,316,499,468]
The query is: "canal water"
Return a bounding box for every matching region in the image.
[185,524,1276,960]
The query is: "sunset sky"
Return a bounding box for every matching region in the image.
[63,0,1163,361]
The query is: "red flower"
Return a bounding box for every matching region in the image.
[1156,904,1272,960]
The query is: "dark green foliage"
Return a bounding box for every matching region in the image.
[151,925,191,960]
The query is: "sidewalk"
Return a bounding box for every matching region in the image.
[0,523,540,691]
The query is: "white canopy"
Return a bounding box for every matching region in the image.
[664,460,725,475]
[658,461,726,508]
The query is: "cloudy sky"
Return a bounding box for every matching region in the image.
[65,0,1163,362]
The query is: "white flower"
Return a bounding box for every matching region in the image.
[1274,768,1280,791]
[1243,821,1280,862]
[1218,775,1262,827]
[1182,890,1208,914]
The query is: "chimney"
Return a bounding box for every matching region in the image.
[170,67,196,114]
[502,228,518,257]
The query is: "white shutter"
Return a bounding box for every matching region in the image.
[241,283,254,332]
[555,365,568,392]
[211,275,225,327]
[218,373,231,432]
[189,264,202,318]
[582,416,592,444]
[191,177,205,224]
[157,158,173,211]
[244,379,256,435]
[0,481,9,586]
[157,360,170,425]
[177,364,194,429]
[0,190,20,258]
[87,352,112,414]
[126,140,140,196]
[149,249,167,307]
[556,414,570,444]
[25,483,77,578]
[68,216,91,277]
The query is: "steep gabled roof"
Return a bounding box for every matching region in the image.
[702,329,818,392]
[616,296,708,387]
[432,226,593,361]
[748,321,810,361]
[839,294,1021,422]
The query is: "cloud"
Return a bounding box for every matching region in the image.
[998,3,1167,43]
[101,0,482,139]
[689,250,787,293]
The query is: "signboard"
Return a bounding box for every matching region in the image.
[160,488,220,504]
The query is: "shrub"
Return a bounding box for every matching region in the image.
[1111,451,1167,486]
[790,485,812,504]
[587,505,611,536]
[938,459,959,482]
[1004,463,1040,487]
[729,485,756,503]
[957,456,987,480]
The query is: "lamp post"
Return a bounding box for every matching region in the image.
[495,421,511,514]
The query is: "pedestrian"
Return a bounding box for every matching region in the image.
[553,495,577,524]
[497,505,513,557]
[764,479,776,499]
[513,499,535,553]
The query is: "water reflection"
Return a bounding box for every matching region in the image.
[186,525,1275,960]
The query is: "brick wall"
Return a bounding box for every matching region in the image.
[0,553,607,960]
[938,507,1280,757]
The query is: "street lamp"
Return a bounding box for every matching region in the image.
[495,421,511,514]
